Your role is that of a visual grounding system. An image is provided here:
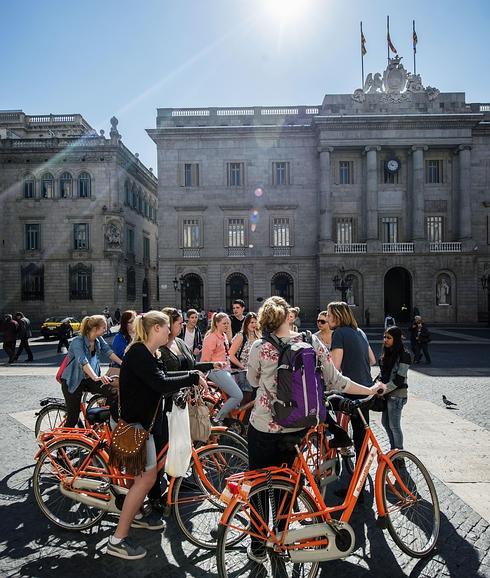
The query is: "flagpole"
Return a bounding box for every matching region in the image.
[387,15,390,64]
[413,20,417,75]
[360,21,365,88]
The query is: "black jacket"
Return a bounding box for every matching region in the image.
[178,324,203,352]
[119,342,199,430]
[160,337,213,373]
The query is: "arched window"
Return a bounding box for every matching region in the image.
[21,263,44,300]
[127,267,136,300]
[226,273,249,311]
[41,173,54,198]
[60,172,73,198]
[271,272,294,304]
[69,263,92,300]
[78,172,91,198]
[181,273,204,311]
[24,174,35,199]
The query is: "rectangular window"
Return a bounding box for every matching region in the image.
[21,264,44,300]
[24,179,35,199]
[184,163,200,187]
[383,166,400,184]
[143,236,150,260]
[126,227,135,254]
[227,162,243,187]
[70,265,92,300]
[339,161,354,185]
[227,218,245,247]
[381,217,399,243]
[426,216,444,242]
[272,162,290,186]
[25,224,40,250]
[426,160,443,184]
[272,218,291,247]
[73,223,89,250]
[336,218,354,244]
[183,219,200,248]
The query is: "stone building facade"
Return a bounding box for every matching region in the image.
[149,57,490,324]
[0,111,159,324]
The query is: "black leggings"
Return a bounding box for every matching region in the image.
[61,378,113,427]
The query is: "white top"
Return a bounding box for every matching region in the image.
[184,327,195,351]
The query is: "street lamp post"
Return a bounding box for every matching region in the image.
[332,266,352,303]
[173,275,185,309]
[481,274,490,327]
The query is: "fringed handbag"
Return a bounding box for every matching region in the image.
[108,393,161,476]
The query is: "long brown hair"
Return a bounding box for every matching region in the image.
[327,301,358,330]
[119,310,137,341]
[241,312,260,339]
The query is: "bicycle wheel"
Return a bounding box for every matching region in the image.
[381,450,440,558]
[34,404,67,437]
[216,478,321,578]
[203,428,248,454]
[86,393,107,411]
[33,438,109,530]
[173,445,248,549]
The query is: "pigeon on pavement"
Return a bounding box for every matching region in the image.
[442,395,458,408]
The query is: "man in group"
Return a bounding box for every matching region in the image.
[230,299,246,336]
[179,308,203,358]
[12,312,33,362]
[2,314,18,364]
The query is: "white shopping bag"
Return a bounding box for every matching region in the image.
[165,403,192,478]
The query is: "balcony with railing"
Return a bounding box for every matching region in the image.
[382,243,414,253]
[429,242,462,253]
[334,243,367,254]
[182,248,200,258]
[272,246,291,257]
[227,247,249,257]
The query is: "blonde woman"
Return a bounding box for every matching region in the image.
[201,312,243,423]
[107,311,201,560]
[61,315,122,428]
[245,296,384,562]
[228,312,260,401]
[314,310,333,348]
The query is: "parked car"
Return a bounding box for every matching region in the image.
[40,317,81,340]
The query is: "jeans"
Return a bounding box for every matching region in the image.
[61,378,113,427]
[208,369,243,420]
[233,370,253,393]
[14,338,33,361]
[381,397,407,450]
[415,342,431,363]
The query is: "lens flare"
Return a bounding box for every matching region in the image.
[251,224,257,232]
[254,187,264,198]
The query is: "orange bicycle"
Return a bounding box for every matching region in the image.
[33,406,248,549]
[216,394,440,577]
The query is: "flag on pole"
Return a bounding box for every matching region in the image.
[361,28,367,55]
[387,31,397,54]
[413,27,418,53]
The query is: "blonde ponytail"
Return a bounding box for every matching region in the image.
[205,312,229,337]
[79,314,106,338]
[125,310,170,354]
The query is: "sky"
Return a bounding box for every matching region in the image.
[1,0,489,172]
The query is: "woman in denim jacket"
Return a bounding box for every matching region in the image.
[61,314,122,427]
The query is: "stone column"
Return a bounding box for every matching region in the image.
[319,147,333,240]
[365,146,380,241]
[458,145,472,239]
[411,145,428,240]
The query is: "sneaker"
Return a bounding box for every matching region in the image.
[247,545,267,564]
[106,537,146,560]
[131,511,166,530]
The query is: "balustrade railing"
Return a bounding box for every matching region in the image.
[182,248,201,258]
[429,242,462,252]
[334,243,367,254]
[382,243,414,253]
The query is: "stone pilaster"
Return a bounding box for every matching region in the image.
[411,145,428,240]
[458,145,472,239]
[318,147,333,241]
[365,146,380,241]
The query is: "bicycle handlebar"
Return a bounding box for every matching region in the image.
[325,392,380,415]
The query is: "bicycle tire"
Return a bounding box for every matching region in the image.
[200,428,248,454]
[216,478,321,578]
[173,445,248,549]
[34,403,67,437]
[381,450,440,558]
[33,438,109,531]
[86,393,108,411]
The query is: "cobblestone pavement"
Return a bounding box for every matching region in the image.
[1,329,490,577]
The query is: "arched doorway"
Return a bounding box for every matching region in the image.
[142,278,150,312]
[271,272,294,305]
[226,273,249,311]
[384,267,411,322]
[182,273,203,311]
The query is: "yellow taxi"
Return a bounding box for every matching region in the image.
[40,316,81,340]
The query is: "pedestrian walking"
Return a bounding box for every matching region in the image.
[378,326,410,451]
[57,319,72,353]
[414,316,431,364]
[13,312,33,362]
[113,308,121,324]
[2,314,18,364]
[384,314,396,330]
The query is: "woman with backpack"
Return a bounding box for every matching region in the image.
[245,296,385,564]
[228,312,260,403]
[378,326,410,450]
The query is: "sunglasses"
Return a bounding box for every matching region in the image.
[317,319,327,324]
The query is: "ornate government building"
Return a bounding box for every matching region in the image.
[148,57,490,324]
[0,111,158,323]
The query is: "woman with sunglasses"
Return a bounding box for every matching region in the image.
[314,310,332,348]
